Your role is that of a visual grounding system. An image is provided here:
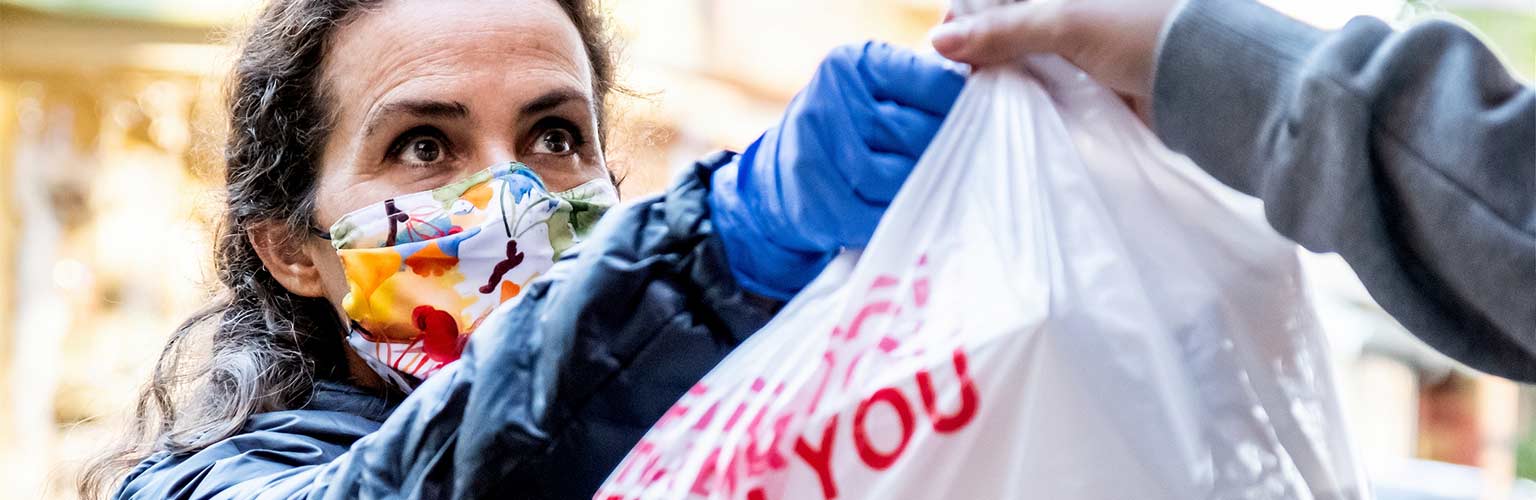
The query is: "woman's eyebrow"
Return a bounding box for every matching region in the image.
[521,88,588,115]
[363,99,470,137]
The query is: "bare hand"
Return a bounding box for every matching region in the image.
[930,0,1180,103]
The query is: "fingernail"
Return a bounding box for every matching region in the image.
[929,20,971,55]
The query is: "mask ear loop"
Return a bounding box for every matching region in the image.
[318,216,419,393]
[305,212,417,392]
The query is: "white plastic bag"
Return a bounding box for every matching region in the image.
[595,53,1368,500]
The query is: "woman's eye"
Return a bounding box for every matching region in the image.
[533,128,576,155]
[397,136,445,165]
[385,126,452,169]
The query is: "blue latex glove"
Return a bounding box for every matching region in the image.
[710,41,966,299]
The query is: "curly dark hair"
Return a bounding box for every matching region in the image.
[78,1,620,498]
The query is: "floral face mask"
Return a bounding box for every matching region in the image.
[326,162,617,390]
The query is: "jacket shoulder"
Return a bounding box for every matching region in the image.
[114,409,381,500]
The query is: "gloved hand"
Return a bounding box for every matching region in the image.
[710,41,966,300]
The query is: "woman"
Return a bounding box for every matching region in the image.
[83,0,965,498]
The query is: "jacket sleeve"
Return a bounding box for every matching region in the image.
[1151,0,1536,381]
[115,152,777,500]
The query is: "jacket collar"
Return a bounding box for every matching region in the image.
[303,379,401,422]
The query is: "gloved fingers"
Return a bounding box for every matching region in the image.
[708,160,834,299]
[847,149,917,206]
[862,100,949,159]
[853,41,967,116]
[747,133,861,252]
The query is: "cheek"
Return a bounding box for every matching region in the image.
[305,239,351,318]
[584,153,609,185]
[588,119,608,173]
[308,173,351,231]
[310,172,401,230]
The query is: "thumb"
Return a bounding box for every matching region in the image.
[929,2,1063,66]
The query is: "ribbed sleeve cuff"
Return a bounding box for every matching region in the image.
[1151,0,1326,194]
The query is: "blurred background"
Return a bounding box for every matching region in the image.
[0,0,1532,498]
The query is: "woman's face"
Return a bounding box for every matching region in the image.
[296,0,606,309]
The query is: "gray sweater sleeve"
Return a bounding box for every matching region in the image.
[1151,0,1536,381]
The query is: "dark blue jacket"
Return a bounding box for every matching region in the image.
[116,152,777,499]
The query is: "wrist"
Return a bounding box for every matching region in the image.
[707,154,832,300]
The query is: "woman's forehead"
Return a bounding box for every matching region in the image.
[321,0,593,120]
